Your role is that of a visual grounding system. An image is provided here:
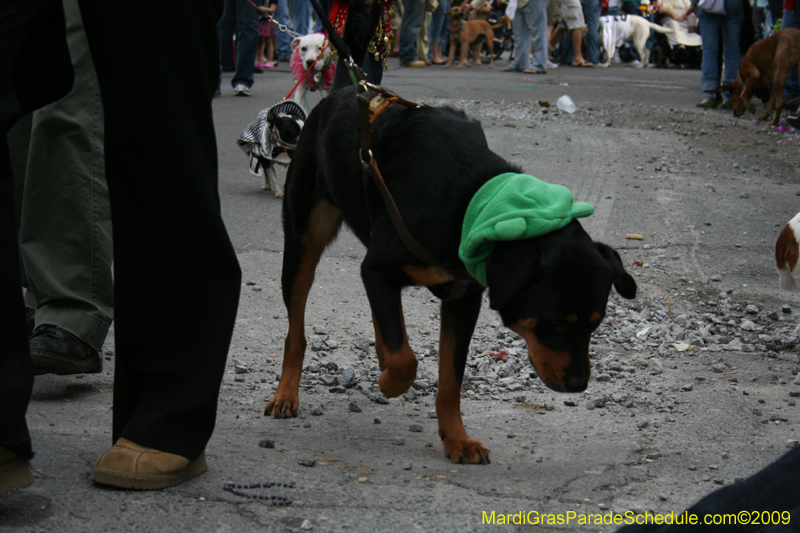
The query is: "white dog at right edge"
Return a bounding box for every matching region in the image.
[598,14,674,68]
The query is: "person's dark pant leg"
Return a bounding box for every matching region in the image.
[78,0,242,459]
[219,0,238,71]
[0,0,73,459]
[0,141,34,459]
[231,0,259,88]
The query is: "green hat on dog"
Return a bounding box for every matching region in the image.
[458,173,594,286]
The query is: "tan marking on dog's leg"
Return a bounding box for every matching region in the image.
[436,327,490,464]
[265,201,342,418]
[403,265,456,287]
[377,307,418,397]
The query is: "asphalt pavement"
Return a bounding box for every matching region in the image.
[3,56,800,533]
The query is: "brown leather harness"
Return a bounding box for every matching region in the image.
[355,80,477,299]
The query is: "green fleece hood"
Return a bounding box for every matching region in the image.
[458,173,594,286]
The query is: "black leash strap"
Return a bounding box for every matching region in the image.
[356,92,443,268]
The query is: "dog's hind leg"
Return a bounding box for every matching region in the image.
[265,165,284,198]
[769,74,788,126]
[758,88,777,121]
[436,287,489,464]
[265,199,343,418]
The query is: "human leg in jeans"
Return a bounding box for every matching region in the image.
[720,0,744,85]
[290,0,313,35]
[429,0,450,63]
[275,0,292,60]
[530,0,550,71]
[581,0,600,64]
[399,0,427,65]
[508,0,535,71]
[230,0,259,92]
[697,8,722,106]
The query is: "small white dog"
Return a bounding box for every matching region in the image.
[290,33,336,111]
[776,212,800,334]
[237,101,306,198]
[598,14,674,68]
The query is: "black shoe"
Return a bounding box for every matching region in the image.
[787,115,800,129]
[30,325,102,376]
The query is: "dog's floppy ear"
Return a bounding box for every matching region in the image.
[485,242,540,314]
[595,242,637,299]
[291,36,301,50]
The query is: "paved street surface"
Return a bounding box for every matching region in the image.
[3,57,800,532]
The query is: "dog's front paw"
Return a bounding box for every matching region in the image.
[441,434,491,465]
[378,370,415,398]
[264,394,299,418]
[275,191,284,198]
[262,184,272,191]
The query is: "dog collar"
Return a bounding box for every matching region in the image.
[458,173,594,286]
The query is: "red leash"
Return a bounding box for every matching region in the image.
[284,43,330,101]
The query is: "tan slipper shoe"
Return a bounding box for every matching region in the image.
[91,438,207,490]
[0,446,34,494]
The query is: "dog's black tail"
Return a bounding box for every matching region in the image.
[332,0,382,91]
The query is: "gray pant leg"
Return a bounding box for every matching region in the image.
[15,0,113,350]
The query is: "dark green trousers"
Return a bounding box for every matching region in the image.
[9,0,113,351]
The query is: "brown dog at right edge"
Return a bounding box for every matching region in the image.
[719,28,800,126]
[444,7,508,68]
[264,0,636,465]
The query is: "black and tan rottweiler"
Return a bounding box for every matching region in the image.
[264,0,636,464]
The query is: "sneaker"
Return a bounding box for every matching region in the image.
[400,60,426,67]
[720,97,733,110]
[696,96,719,109]
[233,84,251,96]
[787,115,800,128]
[29,325,102,375]
[547,60,559,69]
[0,446,34,494]
[91,438,207,490]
